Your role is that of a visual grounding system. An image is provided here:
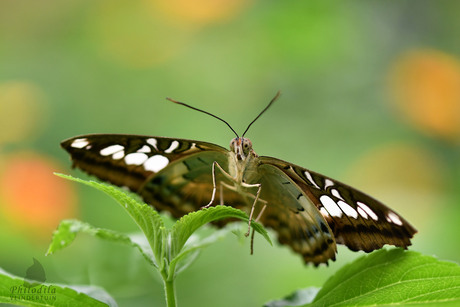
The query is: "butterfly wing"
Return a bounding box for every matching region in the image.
[259,156,417,253]
[61,134,417,265]
[61,134,248,218]
[255,163,337,265]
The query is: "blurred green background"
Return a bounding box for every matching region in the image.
[1,0,460,306]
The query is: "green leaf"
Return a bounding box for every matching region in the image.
[309,249,460,306]
[56,174,274,292]
[264,287,320,307]
[0,268,115,306]
[55,174,165,265]
[169,223,244,277]
[170,205,272,259]
[47,219,156,268]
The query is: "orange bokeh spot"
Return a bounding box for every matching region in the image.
[388,50,460,143]
[0,153,76,236]
[88,0,252,68]
[345,143,447,226]
[146,0,252,25]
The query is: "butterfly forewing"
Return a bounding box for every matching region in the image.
[260,156,417,253]
[61,134,250,220]
[61,134,226,193]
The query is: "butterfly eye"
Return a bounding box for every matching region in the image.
[229,138,238,150]
[244,139,252,149]
[240,139,253,155]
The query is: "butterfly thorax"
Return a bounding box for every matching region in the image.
[228,137,260,184]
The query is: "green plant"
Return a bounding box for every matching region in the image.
[48,174,271,307]
[1,174,459,306]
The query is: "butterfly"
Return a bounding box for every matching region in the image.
[61,92,417,266]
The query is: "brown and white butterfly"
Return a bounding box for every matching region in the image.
[61,93,416,266]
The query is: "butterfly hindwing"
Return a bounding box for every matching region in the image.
[139,150,249,219]
[256,163,337,265]
[260,156,417,253]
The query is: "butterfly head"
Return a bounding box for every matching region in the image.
[230,137,254,161]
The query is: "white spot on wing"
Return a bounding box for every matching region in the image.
[331,188,344,200]
[337,200,358,219]
[71,138,89,149]
[324,179,334,189]
[100,144,124,156]
[137,145,151,153]
[125,152,148,165]
[320,207,329,217]
[112,150,124,160]
[357,202,378,221]
[357,207,368,219]
[304,171,320,189]
[165,140,179,153]
[147,138,158,150]
[387,212,403,226]
[319,195,342,218]
[144,155,169,172]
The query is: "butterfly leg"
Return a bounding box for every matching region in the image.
[219,183,224,206]
[218,180,266,237]
[255,203,267,222]
[250,203,267,255]
[204,161,263,237]
[202,161,219,208]
[241,181,262,237]
[203,161,236,209]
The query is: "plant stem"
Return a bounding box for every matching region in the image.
[161,271,176,307]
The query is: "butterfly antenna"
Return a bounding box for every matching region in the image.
[167,97,239,138]
[242,91,280,137]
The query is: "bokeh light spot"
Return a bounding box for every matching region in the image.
[0,81,48,145]
[345,143,447,226]
[0,153,77,236]
[146,0,252,25]
[388,50,460,143]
